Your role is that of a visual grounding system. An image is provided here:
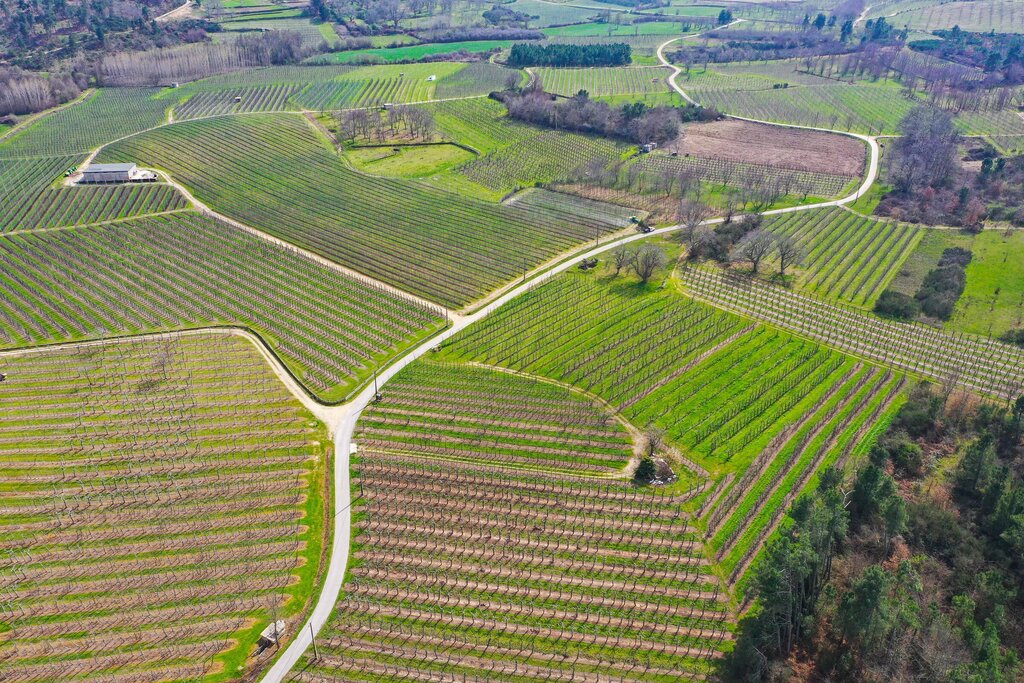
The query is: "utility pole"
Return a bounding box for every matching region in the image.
[373,367,381,402]
[309,622,318,660]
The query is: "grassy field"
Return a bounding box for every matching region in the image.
[758,207,923,307]
[310,40,512,63]
[952,230,1024,337]
[887,228,976,297]
[99,114,628,307]
[347,143,477,177]
[0,211,442,401]
[293,358,733,681]
[0,333,329,682]
[0,155,189,233]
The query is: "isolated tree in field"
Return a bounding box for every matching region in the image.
[775,235,803,276]
[632,244,667,282]
[610,245,635,275]
[643,425,665,458]
[731,229,775,274]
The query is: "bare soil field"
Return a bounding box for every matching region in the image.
[673,119,867,177]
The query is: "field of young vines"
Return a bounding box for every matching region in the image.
[0,88,170,156]
[0,212,442,400]
[0,155,188,233]
[294,359,733,681]
[760,207,922,306]
[679,265,1024,400]
[0,333,328,682]
[98,114,626,306]
[534,66,672,97]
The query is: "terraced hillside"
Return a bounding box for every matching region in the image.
[0,212,442,401]
[297,360,734,682]
[0,333,329,682]
[99,114,628,306]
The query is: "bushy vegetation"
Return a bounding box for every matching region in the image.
[498,86,715,145]
[728,384,1024,682]
[507,42,631,67]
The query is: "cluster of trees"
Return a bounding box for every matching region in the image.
[729,384,1024,682]
[608,243,668,283]
[915,28,1024,86]
[685,212,801,277]
[0,68,86,117]
[667,29,853,66]
[507,42,631,67]
[497,86,713,145]
[875,247,973,321]
[96,31,309,87]
[335,105,436,143]
[482,4,533,26]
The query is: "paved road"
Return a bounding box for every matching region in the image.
[655,32,881,208]
[260,35,885,683]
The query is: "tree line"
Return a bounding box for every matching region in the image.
[507,42,631,68]
[728,383,1024,682]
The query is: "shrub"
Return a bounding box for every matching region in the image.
[634,457,657,483]
[874,290,920,320]
[999,328,1024,348]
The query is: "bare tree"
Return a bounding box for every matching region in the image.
[678,188,715,243]
[611,245,636,276]
[643,425,665,458]
[775,235,803,276]
[730,229,775,274]
[632,244,668,283]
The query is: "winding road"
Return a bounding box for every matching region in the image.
[258,33,884,683]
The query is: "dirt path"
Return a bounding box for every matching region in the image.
[155,0,193,22]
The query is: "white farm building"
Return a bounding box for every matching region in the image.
[80,163,157,184]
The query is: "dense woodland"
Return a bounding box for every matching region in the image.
[728,385,1024,682]
[507,43,631,68]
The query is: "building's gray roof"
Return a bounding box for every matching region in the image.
[83,163,136,173]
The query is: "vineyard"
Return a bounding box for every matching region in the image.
[174,83,302,119]
[432,271,913,588]
[759,207,922,307]
[0,212,442,401]
[631,152,856,200]
[534,66,672,97]
[0,88,170,156]
[682,63,1024,137]
[458,129,626,195]
[678,265,1024,400]
[295,359,734,682]
[0,333,328,682]
[0,155,188,233]
[882,0,1024,32]
[506,188,640,229]
[99,114,627,306]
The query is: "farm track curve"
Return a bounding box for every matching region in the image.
[4,37,888,682]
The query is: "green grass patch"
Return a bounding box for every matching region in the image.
[951,229,1024,337]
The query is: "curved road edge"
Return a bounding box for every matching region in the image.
[655,33,880,209]
[261,38,883,683]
